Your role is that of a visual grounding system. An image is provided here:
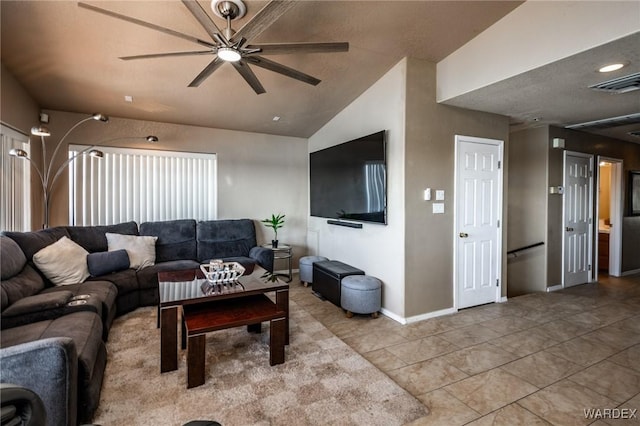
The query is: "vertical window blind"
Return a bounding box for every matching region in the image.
[69,144,217,226]
[1,125,31,231]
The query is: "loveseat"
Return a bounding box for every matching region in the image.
[0,218,273,425]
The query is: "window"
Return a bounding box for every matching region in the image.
[0,125,31,231]
[69,145,217,226]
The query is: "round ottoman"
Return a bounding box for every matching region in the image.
[299,255,329,287]
[341,275,382,318]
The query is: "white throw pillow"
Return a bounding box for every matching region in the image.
[106,233,157,270]
[33,236,90,285]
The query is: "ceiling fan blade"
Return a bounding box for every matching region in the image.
[231,0,297,44]
[120,51,214,61]
[188,57,224,87]
[232,61,266,94]
[181,0,225,43]
[246,56,320,86]
[248,42,350,55]
[78,2,214,48]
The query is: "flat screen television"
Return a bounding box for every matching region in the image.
[310,130,387,224]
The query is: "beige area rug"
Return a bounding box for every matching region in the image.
[93,301,428,425]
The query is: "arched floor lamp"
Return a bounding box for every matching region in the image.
[9,113,158,228]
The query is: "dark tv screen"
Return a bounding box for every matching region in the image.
[310,130,387,224]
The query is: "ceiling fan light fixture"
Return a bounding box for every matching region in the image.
[217,47,241,62]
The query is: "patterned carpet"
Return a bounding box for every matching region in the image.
[93,301,428,425]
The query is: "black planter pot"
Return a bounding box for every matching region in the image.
[272,239,279,248]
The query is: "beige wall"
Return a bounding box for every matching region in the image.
[41,110,309,266]
[309,57,510,322]
[506,127,548,296]
[308,60,407,318]
[598,164,611,223]
[403,58,510,318]
[1,62,39,134]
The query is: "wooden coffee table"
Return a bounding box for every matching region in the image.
[158,268,289,388]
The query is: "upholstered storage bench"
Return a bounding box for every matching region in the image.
[312,260,364,307]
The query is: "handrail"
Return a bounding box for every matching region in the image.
[507,242,544,256]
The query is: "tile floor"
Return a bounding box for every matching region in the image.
[289,273,640,425]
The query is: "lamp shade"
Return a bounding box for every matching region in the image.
[92,113,109,122]
[31,126,51,137]
[9,148,29,158]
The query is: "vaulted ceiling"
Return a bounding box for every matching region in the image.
[1,1,638,142]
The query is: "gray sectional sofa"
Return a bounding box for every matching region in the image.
[0,218,273,425]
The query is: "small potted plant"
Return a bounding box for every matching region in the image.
[262,213,285,248]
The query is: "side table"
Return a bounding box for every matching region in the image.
[262,243,292,283]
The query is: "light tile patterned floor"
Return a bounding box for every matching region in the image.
[289,273,640,425]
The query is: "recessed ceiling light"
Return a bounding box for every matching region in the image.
[599,63,625,73]
[124,95,133,102]
[272,116,281,122]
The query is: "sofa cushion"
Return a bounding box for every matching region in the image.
[87,250,130,277]
[0,236,27,280]
[33,237,90,286]
[3,227,70,261]
[2,291,73,317]
[0,265,45,311]
[196,219,257,262]
[106,233,157,270]
[67,221,138,253]
[140,219,197,262]
[41,281,118,335]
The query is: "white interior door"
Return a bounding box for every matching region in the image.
[563,151,593,287]
[455,136,503,309]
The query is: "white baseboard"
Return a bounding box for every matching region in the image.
[403,307,458,324]
[379,308,407,324]
[621,268,640,276]
[547,284,563,292]
[500,296,508,303]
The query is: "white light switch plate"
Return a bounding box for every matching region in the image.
[433,203,445,214]
[435,190,445,201]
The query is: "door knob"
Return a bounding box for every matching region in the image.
[566,227,574,232]
[459,232,469,238]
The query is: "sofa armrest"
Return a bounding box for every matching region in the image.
[249,246,274,272]
[0,337,78,426]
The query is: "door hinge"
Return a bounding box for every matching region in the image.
[588,265,592,271]
[497,220,500,228]
[497,161,501,169]
[589,170,593,177]
[496,279,499,287]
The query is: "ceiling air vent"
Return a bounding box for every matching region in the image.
[566,113,640,130]
[589,72,640,94]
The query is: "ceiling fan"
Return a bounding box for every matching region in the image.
[78,0,349,94]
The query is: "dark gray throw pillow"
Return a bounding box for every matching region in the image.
[87,249,130,277]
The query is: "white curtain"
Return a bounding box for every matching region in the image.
[0,125,31,231]
[69,145,217,226]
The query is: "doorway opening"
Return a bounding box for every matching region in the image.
[596,157,623,277]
